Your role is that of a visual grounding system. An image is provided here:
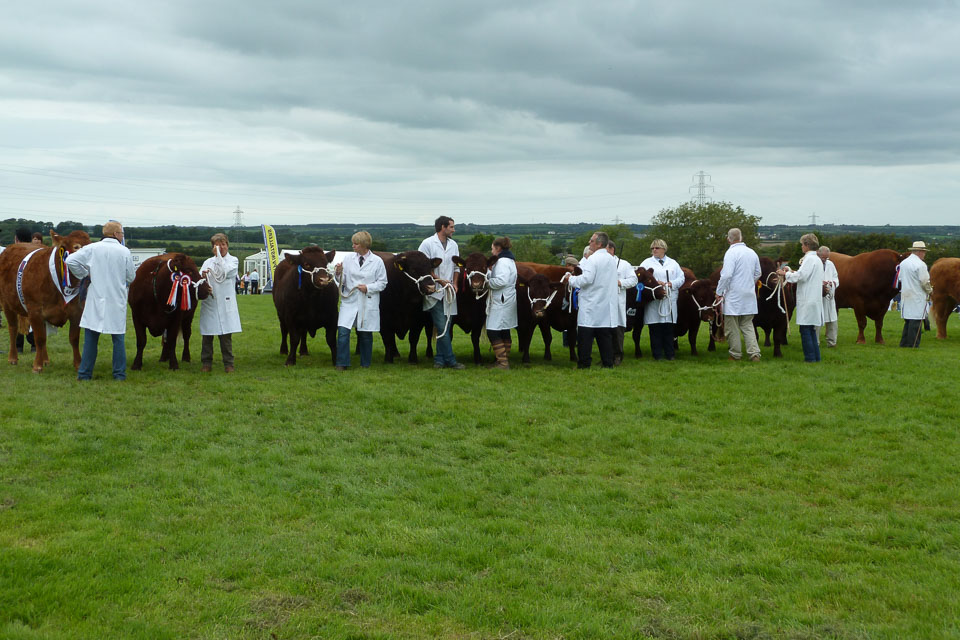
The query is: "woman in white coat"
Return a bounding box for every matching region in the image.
[779,233,825,362]
[199,233,242,372]
[485,236,518,369]
[334,231,388,369]
[638,238,685,360]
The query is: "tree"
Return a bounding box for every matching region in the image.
[465,233,495,253]
[55,220,88,234]
[510,236,556,263]
[643,202,760,277]
[571,224,645,265]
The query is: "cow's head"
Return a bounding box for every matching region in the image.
[459,252,489,295]
[524,274,559,320]
[287,247,336,288]
[681,278,719,323]
[394,251,440,295]
[50,229,91,253]
[636,267,666,300]
[167,253,212,303]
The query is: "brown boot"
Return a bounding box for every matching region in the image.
[502,341,512,369]
[491,341,509,369]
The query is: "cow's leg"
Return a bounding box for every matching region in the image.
[164,323,181,370]
[285,327,299,366]
[540,322,553,361]
[68,318,82,370]
[325,324,338,365]
[633,325,643,358]
[688,323,699,356]
[180,316,192,363]
[279,318,288,355]
[299,332,309,355]
[131,317,147,370]
[873,312,886,344]
[471,327,483,364]
[381,329,398,364]
[773,319,785,357]
[763,328,772,346]
[5,309,19,365]
[517,324,533,364]
[933,295,953,339]
[29,312,47,373]
[854,310,868,344]
[407,325,423,364]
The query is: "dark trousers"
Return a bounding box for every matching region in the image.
[201,334,234,367]
[648,322,675,360]
[900,320,923,348]
[799,325,821,362]
[336,327,373,368]
[487,329,512,344]
[577,326,614,369]
[612,326,625,363]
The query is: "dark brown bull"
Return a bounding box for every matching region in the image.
[377,250,441,364]
[273,258,307,357]
[751,257,796,357]
[452,252,491,364]
[628,267,667,358]
[0,230,91,372]
[930,257,960,339]
[272,247,338,366]
[831,249,906,344]
[129,253,212,370]
[674,267,719,356]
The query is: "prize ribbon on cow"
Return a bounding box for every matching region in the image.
[56,247,71,289]
[166,272,193,311]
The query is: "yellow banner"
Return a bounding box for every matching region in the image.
[261,224,280,279]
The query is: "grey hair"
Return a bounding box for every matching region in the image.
[817,246,830,257]
[594,232,609,248]
[727,228,742,242]
[582,245,592,258]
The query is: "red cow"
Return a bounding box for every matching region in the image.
[272,247,339,366]
[831,249,906,344]
[128,253,212,370]
[930,257,960,339]
[0,230,91,372]
[452,252,491,364]
[628,266,667,358]
[377,250,441,364]
[674,267,719,356]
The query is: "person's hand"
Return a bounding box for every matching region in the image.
[335,263,343,275]
[561,273,570,283]
[358,284,368,293]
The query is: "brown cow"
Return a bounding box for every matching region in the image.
[377,250,441,364]
[0,230,91,372]
[128,253,212,370]
[930,257,960,339]
[628,266,667,358]
[515,261,573,282]
[272,247,339,366]
[831,249,906,344]
[674,267,719,356]
[452,252,491,364]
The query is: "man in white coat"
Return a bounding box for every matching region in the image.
[818,246,840,348]
[638,238,685,361]
[335,231,388,369]
[199,233,241,373]
[779,233,825,362]
[898,241,933,348]
[606,240,638,366]
[418,216,464,369]
[562,231,619,369]
[715,228,762,362]
[65,221,136,380]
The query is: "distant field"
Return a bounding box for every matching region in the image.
[2,299,959,639]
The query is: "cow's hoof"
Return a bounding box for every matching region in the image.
[182,356,191,363]
[131,363,142,371]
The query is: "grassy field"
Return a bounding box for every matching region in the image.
[2,297,959,639]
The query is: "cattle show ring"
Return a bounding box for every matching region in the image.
[2,225,959,639]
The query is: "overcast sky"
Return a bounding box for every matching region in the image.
[2,1,959,229]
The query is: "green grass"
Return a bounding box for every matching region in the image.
[2,298,959,639]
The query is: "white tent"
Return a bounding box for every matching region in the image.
[243,249,351,290]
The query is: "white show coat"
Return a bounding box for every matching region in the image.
[639,255,685,324]
[198,252,242,335]
[338,251,388,331]
[485,256,517,330]
[615,258,639,328]
[716,242,762,316]
[65,237,135,334]
[898,253,932,320]
[418,233,459,314]
[784,251,825,327]
[822,258,839,323]
[567,248,619,328]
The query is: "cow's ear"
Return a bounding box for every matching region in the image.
[430,258,442,269]
[325,250,336,264]
[286,253,302,266]
[451,255,465,268]
[550,281,564,292]
[394,255,407,272]
[487,255,499,268]
[573,266,583,276]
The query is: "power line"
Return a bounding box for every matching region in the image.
[233,206,244,227]
[689,171,714,206]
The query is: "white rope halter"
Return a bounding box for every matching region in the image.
[526,287,558,310]
[404,271,456,339]
[464,270,489,300]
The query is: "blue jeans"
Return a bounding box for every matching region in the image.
[799,325,821,362]
[429,302,457,366]
[336,327,373,368]
[78,329,127,380]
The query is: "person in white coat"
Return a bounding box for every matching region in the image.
[898,241,933,348]
[485,236,518,369]
[715,228,762,362]
[334,231,388,369]
[198,233,241,372]
[606,240,639,366]
[779,233,825,362]
[418,216,464,369]
[65,221,136,380]
[638,238,685,360]
[818,246,840,348]
[562,231,619,369]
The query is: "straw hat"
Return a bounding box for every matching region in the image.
[907,241,928,251]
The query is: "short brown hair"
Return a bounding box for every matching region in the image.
[493,236,511,250]
[210,233,229,245]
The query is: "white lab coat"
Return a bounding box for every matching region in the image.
[567,248,619,328]
[639,255,685,324]
[822,258,839,323]
[615,258,639,327]
[898,253,931,320]
[785,251,825,327]
[198,252,242,335]
[716,242,762,316]
[485,256,517,330]
[337,251,388,331]
[418,233,459,314]
[65,237,135,334]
